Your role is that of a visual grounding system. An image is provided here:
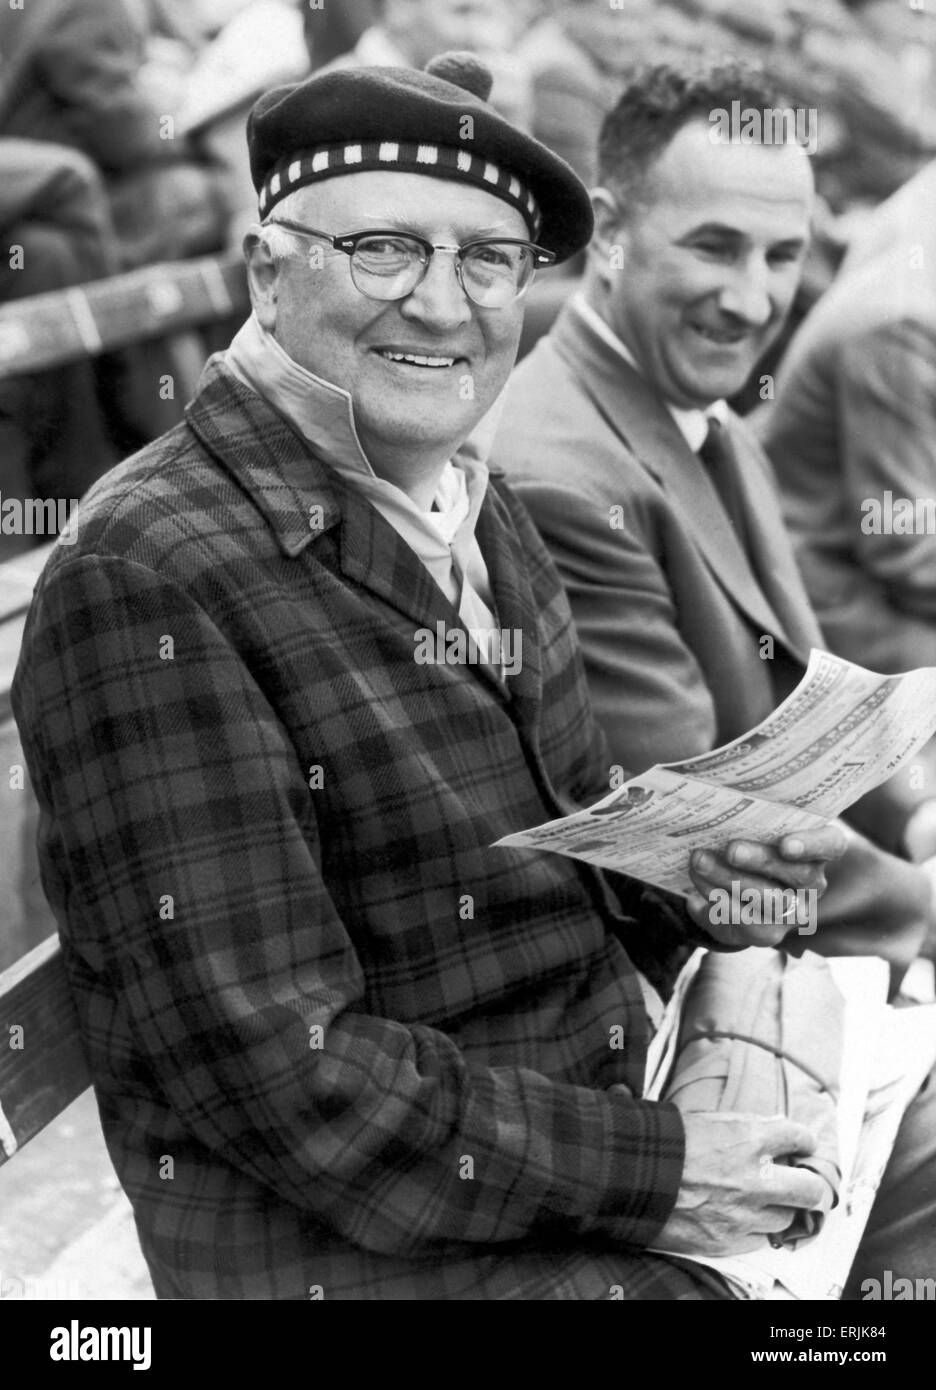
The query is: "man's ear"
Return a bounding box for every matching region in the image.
[243,227,279,332]
[589,187,628,285]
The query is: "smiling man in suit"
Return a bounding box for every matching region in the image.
[493,58,936,1296]
[494,59,936,902]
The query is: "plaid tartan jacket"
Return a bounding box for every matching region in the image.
[12,361,725,1301]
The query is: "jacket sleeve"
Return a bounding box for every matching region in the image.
[13,552,684,1257]
[510,471,719,772]
[838,319,936,633]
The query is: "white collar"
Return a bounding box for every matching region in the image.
[223,310,490,554]
[571,293,727,452]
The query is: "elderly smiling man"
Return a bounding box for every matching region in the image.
[13,55,863,1302]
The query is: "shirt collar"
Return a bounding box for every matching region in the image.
[225,311,378,477]
[571,293,727,452]
[223,310,490,563]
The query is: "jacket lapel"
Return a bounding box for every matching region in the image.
[714,427,823,657]
[475,478,543,723]
[551,307,815,661]
[186,359,525,701]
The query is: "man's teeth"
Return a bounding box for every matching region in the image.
[379,350,455,367]
[693,326,744,344]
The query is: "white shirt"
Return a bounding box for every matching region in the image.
[571,293,728,449]
[224,314,504,665]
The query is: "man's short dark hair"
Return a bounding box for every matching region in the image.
[597,60,782,212]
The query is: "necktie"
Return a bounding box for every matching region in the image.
[698,416,750,548]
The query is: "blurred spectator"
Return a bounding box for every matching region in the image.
[0,140,121,560]
[517,1,693,187]
[319,0,535,129]
[518,0,936,211]
[170,0,310,243]
[0,0,230,269]
[760,161,936,682]
[303,0,377,70]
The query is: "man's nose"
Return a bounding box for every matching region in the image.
[400,250,473,330]
[716,261,774,328]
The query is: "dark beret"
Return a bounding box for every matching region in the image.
[247,53,593,264]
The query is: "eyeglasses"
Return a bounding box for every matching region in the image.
[265,218,556,308]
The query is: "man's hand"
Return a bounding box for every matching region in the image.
[656,1113,829,1257]
[684,824,849,947]
[902,799,936,864]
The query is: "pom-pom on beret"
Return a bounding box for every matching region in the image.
[247,52,593,264]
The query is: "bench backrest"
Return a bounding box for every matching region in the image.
[0,936,87,1167]
[0,240,252,1164]
[0,542,89,1162]
[0,546,90,1167]
[0,251,249,379]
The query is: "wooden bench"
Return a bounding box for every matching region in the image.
[0,250,249,399]
[0,545,89,1168]
[0,249,251,1170]
[0,939,88,1167]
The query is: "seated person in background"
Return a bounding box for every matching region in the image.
[0,138,122,558]
[317,0,533,129]
[303,0,378,71]
[12,53,887,1302]
[0,0,229,269]
[760,160,936,743]
[492,61,936,980]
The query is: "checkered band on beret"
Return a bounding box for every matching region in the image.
[258,140,542,237]
[247,53,593,263]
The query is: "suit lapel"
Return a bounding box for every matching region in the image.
[552,307,815,661]
[713,425,823,657]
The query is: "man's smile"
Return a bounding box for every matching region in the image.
[372,346,466,370]
[687,320,754,348]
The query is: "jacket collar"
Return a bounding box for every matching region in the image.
[551,301,818,660]
[184,357,541,712]
[185,356,344,559]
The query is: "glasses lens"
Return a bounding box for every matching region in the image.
[350,235,426,300]
[461,243,533,307]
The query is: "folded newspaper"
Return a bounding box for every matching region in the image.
[646,955,936,1301]
[494,649,936,897]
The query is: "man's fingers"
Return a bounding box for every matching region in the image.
[778,824,849,864]
[718,842,827,892]
[757,1206,802,1235]
[762,1117,818,1160]
[757,1118,827,1211]
[760,1162,829,1212]
[689,852,785,896]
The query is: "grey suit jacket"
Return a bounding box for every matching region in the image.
[493,301,822,773]
[491,299,934,956]
[760,205,936,676]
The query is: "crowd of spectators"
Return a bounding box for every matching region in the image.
[1,0,934,559]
